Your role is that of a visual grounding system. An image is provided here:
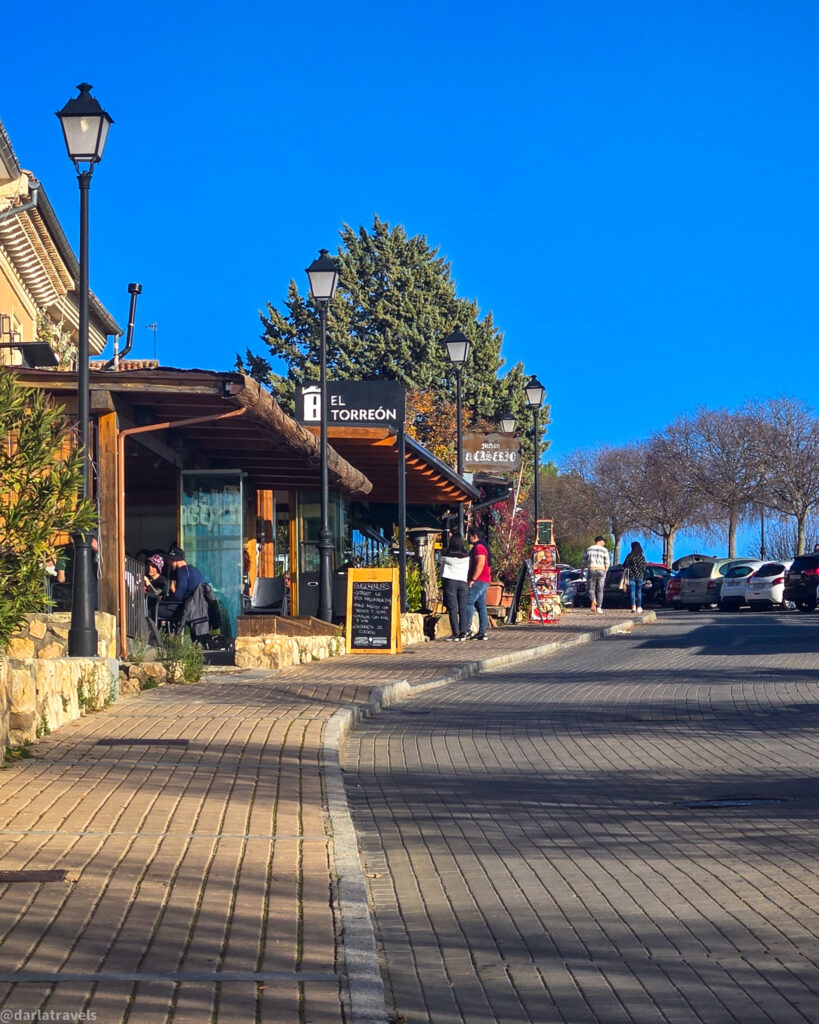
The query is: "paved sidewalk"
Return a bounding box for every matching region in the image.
[0,609,653,1023]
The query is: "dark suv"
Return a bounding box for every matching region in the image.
[603,563,671,608]
[784,553,819,611]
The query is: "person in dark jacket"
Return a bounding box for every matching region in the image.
[167,546,206,603]
[623,540,647,613]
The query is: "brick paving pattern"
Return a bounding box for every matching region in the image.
[345,612,819,1024]
[0,610,615,1022]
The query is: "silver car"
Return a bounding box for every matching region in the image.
[679,558,757,611]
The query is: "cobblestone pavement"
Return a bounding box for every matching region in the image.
[0,609,635,1023]
[344,611,819,1024]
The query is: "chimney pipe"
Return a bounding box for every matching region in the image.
[102,282,142,369]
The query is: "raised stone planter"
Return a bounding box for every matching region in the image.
[234,613,426,670]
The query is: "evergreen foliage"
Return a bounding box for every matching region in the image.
[0,373,97,651]
[244,215,549,470]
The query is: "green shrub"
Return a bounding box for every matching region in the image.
[128,637,147,665]
[158,632,204,683]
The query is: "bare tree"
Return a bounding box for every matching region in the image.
[750,396,819,554]
[762,513,819,560]
[566,446,642,562]
[539,467,601,562]
[667,409,764,556]
[630,435,701,567]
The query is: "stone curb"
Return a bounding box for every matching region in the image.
[322,611,657,1024]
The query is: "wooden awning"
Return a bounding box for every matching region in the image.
[7,366,373,497]
[306,425,481,505]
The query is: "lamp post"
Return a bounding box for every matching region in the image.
[306,248,340,623]
[57,84,112,658]
[500,411,516,435]
[444,329,471,537]
[525,375,546,539]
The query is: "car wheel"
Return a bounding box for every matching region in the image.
[686,605,702,612]
[797,600,816,613]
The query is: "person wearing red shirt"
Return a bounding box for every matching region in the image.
[465,526,491,639]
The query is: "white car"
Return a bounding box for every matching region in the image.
[744,560,792,609]
[719,560,764,610]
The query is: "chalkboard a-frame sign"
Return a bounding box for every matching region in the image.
[345,568,402,654]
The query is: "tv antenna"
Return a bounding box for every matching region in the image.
[144,322,158,361]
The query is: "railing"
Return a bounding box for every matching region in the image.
[125,555,147,640]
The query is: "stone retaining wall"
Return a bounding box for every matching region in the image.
[5,612,117,662]
[1,612,118,749]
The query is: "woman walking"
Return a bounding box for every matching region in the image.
[440,533,471,640]
[623,541,647,613]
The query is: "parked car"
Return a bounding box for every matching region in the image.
[679,557,757,611]
[718,560,764,610]
[745,560,792,610]
[560,571,585,607]
[603,563,671,608]
[665,572,682,608]
[784,552,819,611]
[569,576,590,607]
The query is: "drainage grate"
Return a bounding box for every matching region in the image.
[94,738,189,747]
[0,870,67,883]
[675,797,788,809]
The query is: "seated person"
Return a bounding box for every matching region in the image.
[144,553,169,619]
[166,546,206,604]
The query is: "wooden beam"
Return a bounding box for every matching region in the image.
[91,389,115,412]
[258,490,274,577]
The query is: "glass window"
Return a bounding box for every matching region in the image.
[725,564,755,578]
[758,563,785,575]
[684,562,717,579]
[181,470,243,636]
[297,491,349,571]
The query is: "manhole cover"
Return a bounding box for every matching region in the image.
[675,797,788,809]
[94,739,189,747]
[0,870,67,883]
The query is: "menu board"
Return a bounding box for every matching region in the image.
[536,519,554,545]
[345,568,402,654]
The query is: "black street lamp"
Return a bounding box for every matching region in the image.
[444,329,471,536]
[306,248,340,623]
[500,411,516,435]
[525,375,546,536]
[57,83,112,658]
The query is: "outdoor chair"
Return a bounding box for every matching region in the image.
[243,576,286,616]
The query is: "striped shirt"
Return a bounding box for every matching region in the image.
[582,543,611,574]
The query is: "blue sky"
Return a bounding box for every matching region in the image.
[4,1,818,559]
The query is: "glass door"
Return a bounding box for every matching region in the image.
[180,470,243,635]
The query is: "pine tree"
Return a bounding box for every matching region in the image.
[0,373,97,650]
[245,216,548,461]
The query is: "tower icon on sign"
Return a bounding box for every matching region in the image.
[302,386,321,421]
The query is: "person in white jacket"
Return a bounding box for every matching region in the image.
[440,533,471,640]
